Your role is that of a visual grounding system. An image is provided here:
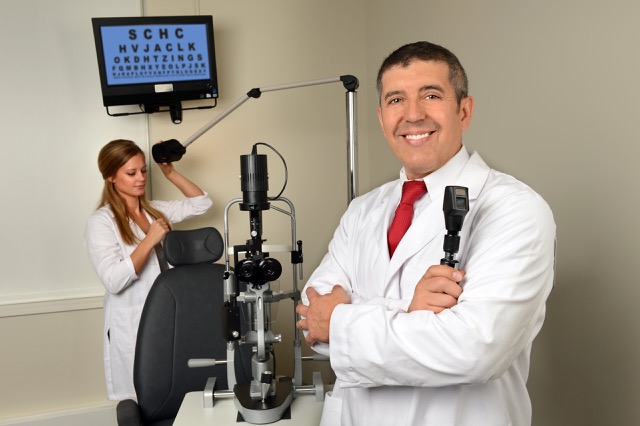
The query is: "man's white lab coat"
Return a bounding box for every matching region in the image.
[302,148,556,425]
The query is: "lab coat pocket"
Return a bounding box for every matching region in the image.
[110,306,140,354]
[405,241,444,272]
[320,390,343,426]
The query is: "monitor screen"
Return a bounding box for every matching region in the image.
[92,15,218,108]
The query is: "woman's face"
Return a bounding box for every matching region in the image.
[110,153,147,200]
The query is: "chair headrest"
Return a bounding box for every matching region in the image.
[163,227,224,266]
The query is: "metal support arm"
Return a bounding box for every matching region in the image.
[162,75,359,202]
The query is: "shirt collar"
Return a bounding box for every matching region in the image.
[398,145,470,194]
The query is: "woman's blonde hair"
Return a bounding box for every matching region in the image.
[97,139,170,245]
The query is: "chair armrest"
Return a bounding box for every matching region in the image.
[116,399,142,426]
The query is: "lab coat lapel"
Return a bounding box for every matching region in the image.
[384,151,491,282]
[455,151,492,203]
[386,199,443,279]
[369,183,401,276]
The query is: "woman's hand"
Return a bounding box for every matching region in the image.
[157,161,174,178]
[152,141,205,197]
[153,141,176,178]
[145,218,170,246]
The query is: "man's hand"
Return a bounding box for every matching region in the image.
[296,285,350,346]
[408,265,465,313]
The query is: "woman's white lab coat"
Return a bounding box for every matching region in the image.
[85,194,213,400]
[303,148,556,425]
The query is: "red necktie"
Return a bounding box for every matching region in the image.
[388,180,427,257]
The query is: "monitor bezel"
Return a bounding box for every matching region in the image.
[91,15,218,108]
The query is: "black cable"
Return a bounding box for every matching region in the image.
[252,142,288,200]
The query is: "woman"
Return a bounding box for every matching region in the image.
[85,139,213,400]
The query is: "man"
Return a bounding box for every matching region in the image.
[296,41,555,425]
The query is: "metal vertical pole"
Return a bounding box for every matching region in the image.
[346,90,358,202]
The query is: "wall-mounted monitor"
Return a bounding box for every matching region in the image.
[91,15,218,123]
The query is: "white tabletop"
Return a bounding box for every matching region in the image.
[174,390,325,425]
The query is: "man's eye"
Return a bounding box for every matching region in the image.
[388,98,401,105]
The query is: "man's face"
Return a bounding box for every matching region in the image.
[377,60,474,180]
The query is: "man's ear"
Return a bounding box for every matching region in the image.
[377,106,386,136]
[459,96,474,131]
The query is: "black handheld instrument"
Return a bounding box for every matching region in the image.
[440,186,469,269]
[151,139,186,163]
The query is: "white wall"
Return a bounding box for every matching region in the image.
[0,0,146,306]
[0,0,368,422]
[0,0,142,422]
[365,1,640,425]
[3,0,640,425]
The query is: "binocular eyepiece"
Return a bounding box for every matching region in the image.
[236,256,282,287]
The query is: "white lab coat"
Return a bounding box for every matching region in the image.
[302,148,556,426]
[85,193,213,400]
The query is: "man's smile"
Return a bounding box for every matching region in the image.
[404,131,433,141]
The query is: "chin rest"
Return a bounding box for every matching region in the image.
[116,227,252,426]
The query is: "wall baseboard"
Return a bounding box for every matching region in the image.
[0,403,117,426]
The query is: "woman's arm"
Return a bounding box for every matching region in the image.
[157,161,205,198]
[129,218,170,275]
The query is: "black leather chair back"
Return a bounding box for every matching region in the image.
[132,227,252,425]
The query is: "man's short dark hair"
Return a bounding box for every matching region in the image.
[376,41,469,105]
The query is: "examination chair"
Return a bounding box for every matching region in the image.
[116,227,253,426]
